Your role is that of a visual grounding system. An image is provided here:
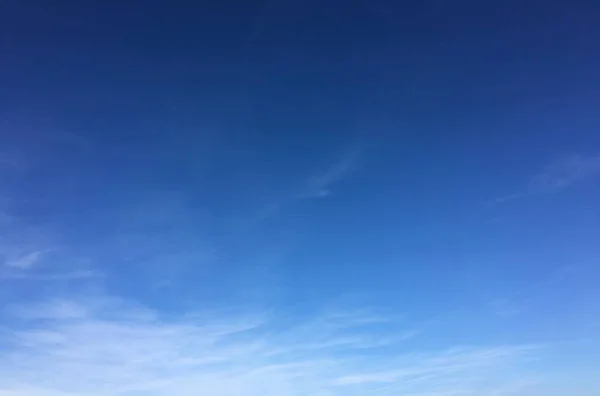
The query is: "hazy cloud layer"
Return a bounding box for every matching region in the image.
[1,130,598,395]
[0,297,540,396]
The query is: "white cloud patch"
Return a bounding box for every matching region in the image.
[3,250,44,269]
[0,296,542,396]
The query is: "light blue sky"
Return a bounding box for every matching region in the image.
[1,1,600,395]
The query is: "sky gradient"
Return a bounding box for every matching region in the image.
[1,1,600,395]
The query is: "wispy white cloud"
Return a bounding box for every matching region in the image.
[0,239,98,281]
[299,145,361,200]
[0,211,62,275]
[236,144,362,232]
[0,269,101,281]
[491,153,600,205]
[8,299,90,320]
[0,295,542,396]
[3,250,44,270]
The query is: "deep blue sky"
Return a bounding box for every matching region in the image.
[1,1,600,395]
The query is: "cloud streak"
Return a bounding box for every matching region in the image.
[238,144,362,232]
[299,145,361,200]
[491,153,600,205]
[3,251,44,270]
[0,296,542,396]
[0,269,101,281]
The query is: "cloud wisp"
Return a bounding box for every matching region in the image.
[0,269,101,281]
[2,250,44,270]
[299,145,362,200]
[491,154,600,205]
[235,144,363,235]
[0,233,99,282]
[0,296,541,396]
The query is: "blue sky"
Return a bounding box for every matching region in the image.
[1,1,600,395]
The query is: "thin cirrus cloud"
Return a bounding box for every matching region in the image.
[0,295,543,396]
[0,238,99,281]
[239,144,362,230]
[3,251,44,270]
[0,269,101,281]
[491,153,600,205]
[299,145,362,200]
